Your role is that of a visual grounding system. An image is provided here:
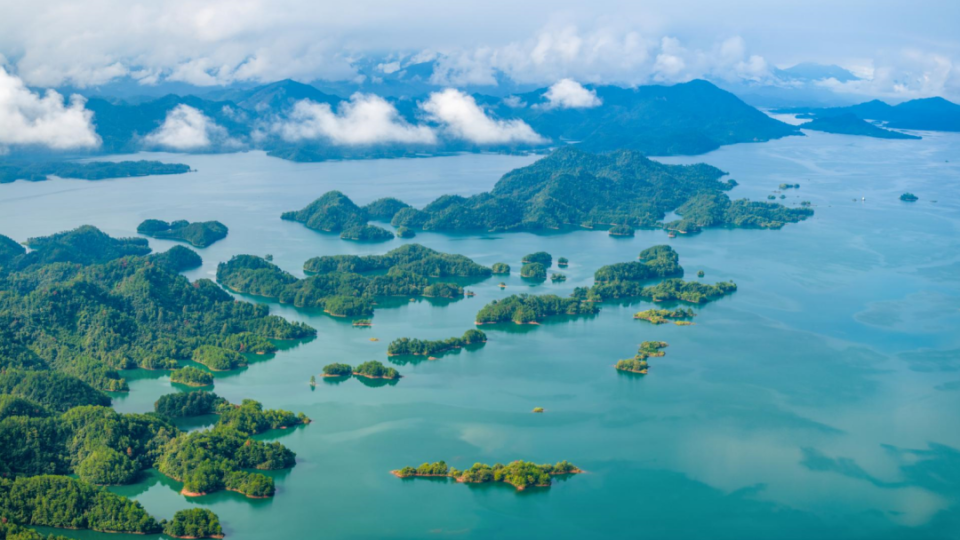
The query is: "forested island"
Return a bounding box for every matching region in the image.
[609,224,635,237]
[616,341,670,374]
[219,245,489,316]
[137,219,229,248]
[900,193,919,202]
[476,294,598,324]
[281,148,812,237]
[340,224,395,242]
[521,262,547,280]
[170,366,214,386]
[0,160,191,184]
[392,460,581,490]
[387,330,487,357]
[354,361,401,380]
[799,113,921,140]
[634,308,697,324]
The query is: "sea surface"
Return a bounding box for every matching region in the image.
[2,129,959,540]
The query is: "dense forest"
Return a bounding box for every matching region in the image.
[137,219,229,248]
[219,246,488,316]
[387,329,487,357]
[394,460,581,490]
[340,224,395,242]
[0,160,190,184]
[475,294,599,324]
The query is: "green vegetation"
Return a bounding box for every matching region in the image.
[155,391,228,417]
[697,270,705,278]
[900,192,919,202]
[221,246,485,316]
[0,475,159,533]
[393,460,581,490]
[396,226,415,238]
[636,279,737,304]
[353,319,373,327]
[387,330,487,356]
[281,191,368,232]
[522,252,552,266]
[634,308,696,324]
[170,367,214,386]
[0,520,72,539]
[616,341,670,374]
[353,361,400,380]
[532,407,544,413]
[137,219,228,248]
[340,224,394,242]
[520,262,547,280]
[667,191,813,233]
[551,273,566,282]
[218,399,310,434]
[639,341,669,357]
[492,262,511,274]
[557,257,569,267]
[476,294,598,324]
[363,197,410,221]
[322,363,353,377]
[0,160,190,184]
[615,358,648,374]
[149,245,203,272]
[163,508,223,539]
[192,346,246,371]
[594,245,682,283]
[609,224,635,237]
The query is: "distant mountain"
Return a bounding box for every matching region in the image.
[799,113,921,139]
[775,97,960,132]
[206,79,341,112]
[774,63,859,83]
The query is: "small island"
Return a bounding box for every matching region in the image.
[340,224,395,242]
[192,345,247,371]
[532,407,545,413]
[615,357,649,374]
[392,460,581,490]
[354,360,401,380]
[557,257,569,267]
[521,262,547,280]
[522,252,553,267]
[0,160,191,184]
[634,308,696,325]
[616,341,670,374]
[609,224,635,237]
[155,391,228,417]
[476,294,598,324]
[550,273,566,282]
[387,329,487,357]
[322,363,354,377]
[697,270,705,278]
[353,319,373,327]
[164,508,224,539]
[779,183,800,189]
[900,192,919,202]
[137,219,228,248]
[492,262,511,274]
[170,366,214,387]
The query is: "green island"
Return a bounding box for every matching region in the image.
[616,342,670,374]
[217,398,311,433]
[492,262,511,274]
[170,366,214,386]
[557,257,569,267]
[900,192,919,202]
[387,330,487,357]
[0,226,314,392]
[392,460,582,490]
[522,252,553,266]
[155,391,228,417]
[137,219,228,248]
[634,308,697,324]
[396,226,415,238]
[281,190,368,232]
[532,407,545,413]
[551,273,566,282]
[594,246,682,283]
[521,262,547,280]
[322,363,354,377]
[353,318,373,327]
[476,294,598,324]
[364,197,411,221]
[0,160,191,184]
[219,245,489,316]
[192,345,247,371]
[340,224,395,242]
[609,224,635,237]
[164,508,224,539]
[354,361,401,380]
[615,357,649,374]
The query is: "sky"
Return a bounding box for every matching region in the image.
[0,0,957,100]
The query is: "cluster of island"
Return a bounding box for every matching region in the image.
[615,341,670,375]
[391,460,582,491]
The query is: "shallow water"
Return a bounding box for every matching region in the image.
[2,132,959,539]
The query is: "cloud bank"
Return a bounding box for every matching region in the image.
[276,94,436,145]
[421,89,545,145]
[542,79,601,109]
[143,104,229,150]
[0,67,100,150]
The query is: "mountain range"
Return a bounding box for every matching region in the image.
[775,97,960,132]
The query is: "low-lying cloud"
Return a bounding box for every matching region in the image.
[143,104,229,150]
[421,89,545,145]
[0,67,100,150]
[542,79,601,109]
[276,93,437,145]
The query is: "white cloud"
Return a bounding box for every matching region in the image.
[0,66,100,150]
[421,89,545,145]
[542,78,601,109]
[814,49,960,101]
[143,104,230,149]
[276,93,437,145]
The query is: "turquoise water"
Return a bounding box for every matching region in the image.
[2,130,959,539]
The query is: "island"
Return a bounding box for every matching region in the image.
[354,360,401,380]
[779,183,800,189]
[0,160,191,184]
[137,219,228,248]
[155,391,228,417]
[476,294,598,324]
[340,224,395,242]
[533,407,545,413]
[396,226,416,238]
[392,460,581,490]
[387,330,487,357]
[522,252,553,266]
[281,190,367,232]
[634,308,696,324]
[164,508,224,539]
[492,262,511,274]
[170,366,214,386]
[521,262,547,280]
[551,273,566,282]
[900,192,919,202]
[557,257,569,267]
[363,197,411,220]
[609,224,635,237]
[800,113,921,139]
[192,345,247,371]
[616,341,669,374]
[697,270,705,278]
[322,363,354,377]
[353,319,373,327]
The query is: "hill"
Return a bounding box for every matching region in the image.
[800,114,921,139]
[776,96,960,132]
